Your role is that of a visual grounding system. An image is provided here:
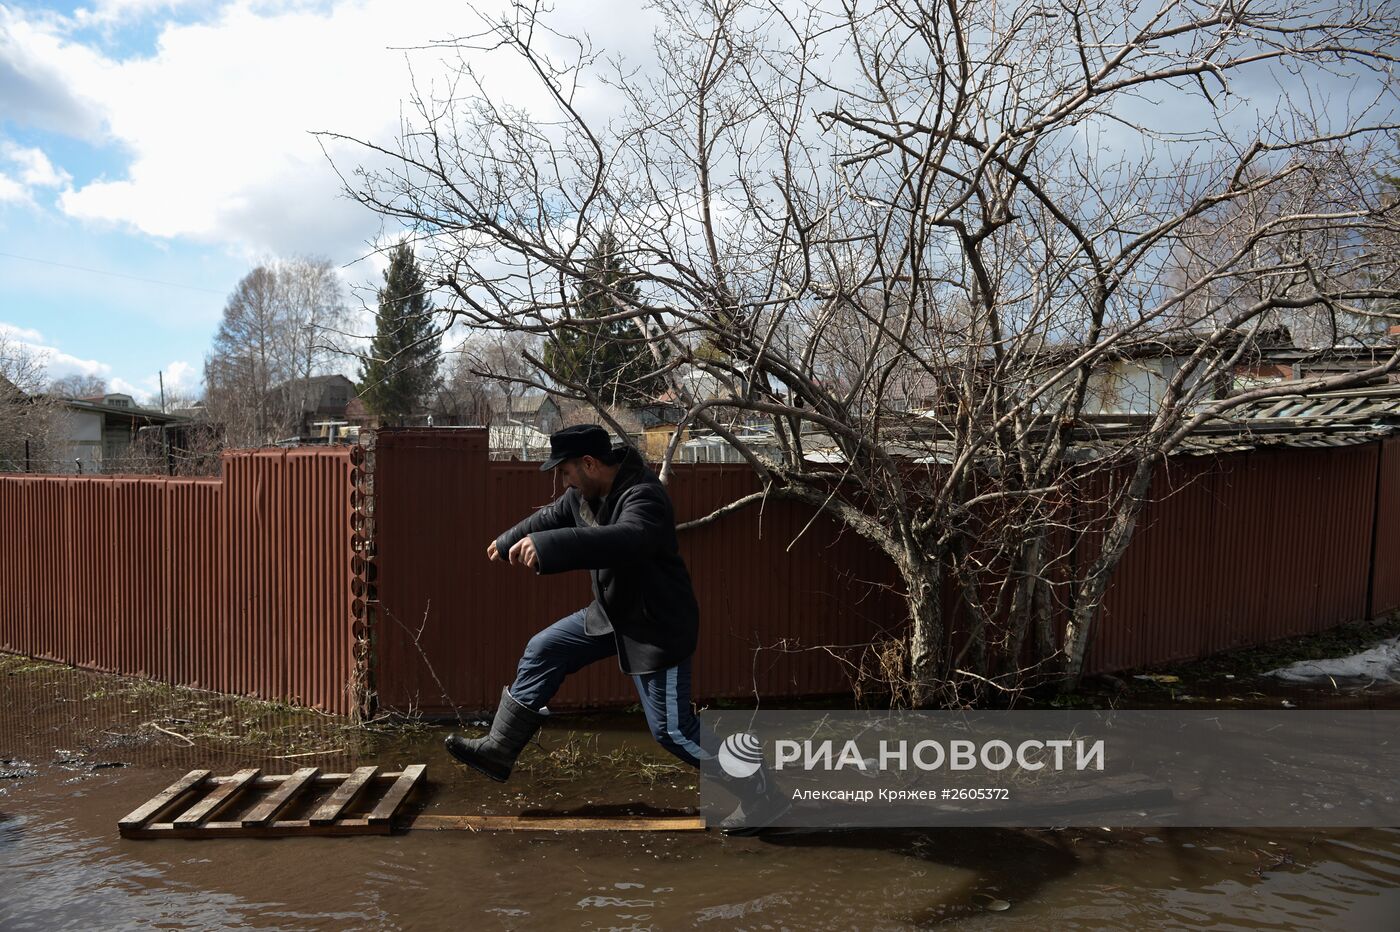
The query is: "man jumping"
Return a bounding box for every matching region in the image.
[443,423,785,832]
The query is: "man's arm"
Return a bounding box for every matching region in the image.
[529,489,670,574]
[493,490,576,564]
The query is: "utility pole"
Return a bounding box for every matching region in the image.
[159,370,166,413]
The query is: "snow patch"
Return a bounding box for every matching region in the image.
[1267,637,1400,684]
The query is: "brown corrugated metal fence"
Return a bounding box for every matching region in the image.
[3,428,1395,717]
[0,448,356,714]
[1088,444,1381,673]
[1371,437,1400,618]
[369,430,901,715]
[369,429,1399,714]
[366,428,1394,710]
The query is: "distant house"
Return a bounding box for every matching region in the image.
[344,396,373,433]
[1241,342,1400,390]
[633,403,690,460]
[0,374,32,472]
[1081,353,1219,416]
[488,423,552,460]
[493,393,563,434]
[344,392,450,435]
[881,329,1297,418]
[54,393,183,473]
[269,374,357,441]
[656,365,726,405]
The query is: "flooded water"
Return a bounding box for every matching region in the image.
[3,661,1399,930]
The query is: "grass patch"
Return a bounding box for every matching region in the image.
[519,731,688,785]
[1,651,378,756]
[0,654,68,676]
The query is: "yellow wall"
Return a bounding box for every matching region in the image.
[643,424,688,460]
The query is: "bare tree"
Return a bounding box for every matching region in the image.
[0,332,63,473]
[204,258,349,446]
[47,373,108,399]
[329,0,1400,702]
[438,330,543,425]
[281,257,353,420]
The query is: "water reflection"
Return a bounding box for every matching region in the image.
[3,659,1400,930]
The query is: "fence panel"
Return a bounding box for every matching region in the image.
[371,430,901,714]
[1371,437,1400,617]
[0,450,356,713]
[3,427,1391,717]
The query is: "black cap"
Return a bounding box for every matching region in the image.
[540,424,612,471]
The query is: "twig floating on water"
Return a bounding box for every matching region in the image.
[142,721,195,746]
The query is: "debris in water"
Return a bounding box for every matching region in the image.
[971,893,1011,912]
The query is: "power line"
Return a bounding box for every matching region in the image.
[0,250,227,296]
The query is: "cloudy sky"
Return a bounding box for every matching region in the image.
[4,1,1392,406]
[1,0,641,404]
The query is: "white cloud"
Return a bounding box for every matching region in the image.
[74,0,199,27]
[0,173,29,205]
[0,322,112,380]
[0,323,48,343]
[0,323,194,406]
[137,358,196,399]
[0,140,70,207]
[164,359,194,387]
[46,1,550,255]
[0,7,110,141]
[0,141,71,190]
[36,349,111,381]
[5,1,650,261]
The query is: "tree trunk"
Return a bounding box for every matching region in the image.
[1060,460,1156,690]
[1033,575,1056,668]
[904,556,945,708]
[1000,533,1044,678]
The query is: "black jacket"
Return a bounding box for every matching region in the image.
[495,448,699,674]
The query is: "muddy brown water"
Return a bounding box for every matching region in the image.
[2,664,1399,930]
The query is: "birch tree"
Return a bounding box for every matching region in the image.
[204,257,349,445]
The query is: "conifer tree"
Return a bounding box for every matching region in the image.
[543,235,665,406]
[358,242,440,424]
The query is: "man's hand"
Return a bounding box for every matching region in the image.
[487,540,501,562]
[508,535,539,570]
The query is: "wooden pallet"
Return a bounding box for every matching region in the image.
[119,765,426,839]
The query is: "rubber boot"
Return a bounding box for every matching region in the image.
[444,687,546,782]
[716,765,792,836]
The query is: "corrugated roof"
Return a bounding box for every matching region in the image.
[1233,385,1400,423]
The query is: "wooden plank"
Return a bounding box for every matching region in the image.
[118,770,211,832]
[174,768,260,826]
[1307,397,1347,418]
[366,764,425,825]
[241,767,319,826]
[404,814,707,833]
[207,771,410,788]
[124,813,705,839]
[308,766,377,825]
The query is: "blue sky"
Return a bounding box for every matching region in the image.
[0,0,502,404]
[1,0,661,405]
